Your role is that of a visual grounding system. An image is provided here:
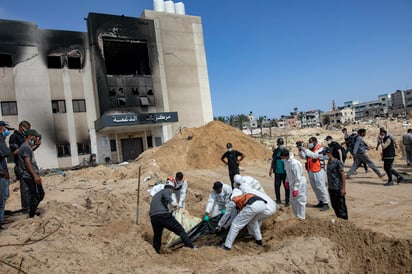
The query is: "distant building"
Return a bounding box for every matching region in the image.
[0,8,213,168]
[389,89,412,118]
[321,107,355,127]
[300,110,321,128]
[344,94,390,120]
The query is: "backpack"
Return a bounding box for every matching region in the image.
[329,141,346,162]
[345,133,358,154]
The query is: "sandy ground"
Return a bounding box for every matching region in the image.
[0,121,411,273]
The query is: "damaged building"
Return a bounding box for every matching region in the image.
[0,9,213,168]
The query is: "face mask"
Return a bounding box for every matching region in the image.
[2,129,10,138]
[308,143,314,149]
[327,140,332,145]
[29,139,35,146]
[279,145,285,150]
[227,148,233,152]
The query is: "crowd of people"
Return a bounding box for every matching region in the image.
[149,126,410,254]
[0,120,43,230]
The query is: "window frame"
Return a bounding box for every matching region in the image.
[1,101,18,116]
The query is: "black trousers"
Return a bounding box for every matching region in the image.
[229,169,239,189]
[274,173,289,204]
[24,177,45,217]
[328,189,348,220]
[383,158,401,182]
[150,213,194,253]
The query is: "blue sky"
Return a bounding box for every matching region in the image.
[1,0,411,119]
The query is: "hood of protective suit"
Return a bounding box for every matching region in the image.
[231,188,243,200]
[233,174,243,185]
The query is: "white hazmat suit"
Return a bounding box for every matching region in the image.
[233,174,266,194]
[283,152,307,220]
[205,183,232,217]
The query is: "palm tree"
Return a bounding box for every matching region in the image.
[228,115,236,127]
[257,115,265,137]
[236,114,249,131]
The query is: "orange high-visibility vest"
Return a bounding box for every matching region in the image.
[232,193,255,210]
[306,143,322,172]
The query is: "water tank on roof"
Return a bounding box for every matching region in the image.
[164,0,175,13]
[175,2,185,15]
[153,0,164,12]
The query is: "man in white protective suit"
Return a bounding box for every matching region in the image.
[203,181,232,221]
[216,189,272,251]
[280,149,307,220]
[233,174,266,194]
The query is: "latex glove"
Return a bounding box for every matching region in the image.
[221,209,226,214]
[285,182,290,189]
[203,214,210,222]
[215,226,222,234]
[292,189,298,198]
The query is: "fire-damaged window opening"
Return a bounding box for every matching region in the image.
[52,100,66,113]
[73,99,86,112]
[57,144,71,157]
[132,88,139,95]
[1,101,18,116]
[0,53,12,67]
[68,56,81,69]
[117,97,126,106]
[102,38,151,76]
[77,143,91,155]
[48,56,63,69]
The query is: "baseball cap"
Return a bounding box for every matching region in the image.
[322,147,332,154]
[226,142,232,149]
[213,181,223,190]
[0,121,14,130]
[324,136,333,141]
[24,129,42,137]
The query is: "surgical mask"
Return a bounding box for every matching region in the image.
[308,143,314,149]
[279,145,285,150]
[327,140,332,145]
[227,148,233,152]
[29,139,35,146]
[2,129,9,138]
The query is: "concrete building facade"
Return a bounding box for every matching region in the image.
[0,10,213,168]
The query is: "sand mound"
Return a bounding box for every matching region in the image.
[147,121,272,174]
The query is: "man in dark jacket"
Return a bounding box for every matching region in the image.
[269,138,289,206]
[149,180,194,254]
[0,121,13,227]
[9,120,31,212]
[381,129,403,186]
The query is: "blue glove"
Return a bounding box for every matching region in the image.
[203,214,209,221]
[221,209,226,214]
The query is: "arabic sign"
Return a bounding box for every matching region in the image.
[95,112,178,131]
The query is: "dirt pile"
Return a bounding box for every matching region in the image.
[147,121,272,173]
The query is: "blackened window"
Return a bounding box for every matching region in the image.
[73,99,86,112]
[1,101,18,116]
[48,56,63,68]
[146,136,153,148]
[0,54,12,67]
[110,140,117,152]
[52,100,66,113]
[57,144,71,157]
[68,56,81,69]
[102,38,151,75]
[77,143,90,155]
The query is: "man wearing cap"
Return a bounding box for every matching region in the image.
[0,121,13,227]
[149,179,195,254]
[221,143,245,188]
[203,181,232,220]
[9,120,31,212]
[269,137,289,206]
[18,129,44,218]
[325,136,345,163]
[322,147,348,220]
